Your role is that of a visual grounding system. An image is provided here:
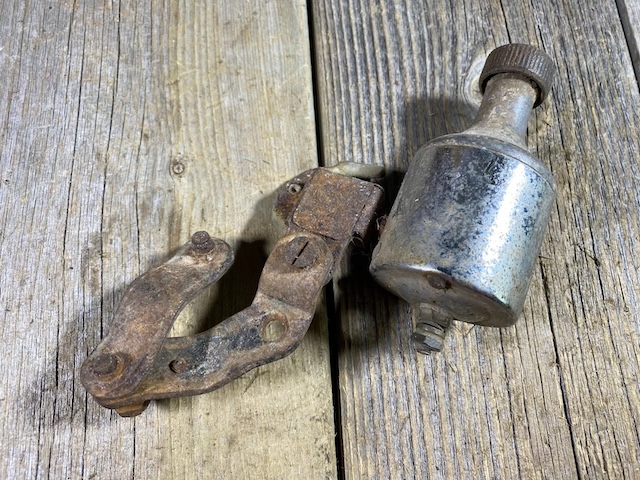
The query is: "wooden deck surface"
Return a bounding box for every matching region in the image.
[1,1,639,478]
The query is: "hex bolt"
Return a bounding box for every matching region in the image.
[284,236,319,268]
[410,305,451,354]
[370,44,557,354]
[191,231,215,252]
[412,322,447,354]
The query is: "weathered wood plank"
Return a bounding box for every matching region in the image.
[0,1,335,479]
[618,0,640,80]
[312,0,640,478]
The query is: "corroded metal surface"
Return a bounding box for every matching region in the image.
[81,167,384,416]
[370,44,557,353]
[81,234,234,403]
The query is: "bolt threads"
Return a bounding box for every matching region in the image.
[410,304,452,355]
[412,322,448,354]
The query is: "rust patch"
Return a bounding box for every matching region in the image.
[81,167,384,416]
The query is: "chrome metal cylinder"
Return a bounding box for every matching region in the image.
[370,44,556,353]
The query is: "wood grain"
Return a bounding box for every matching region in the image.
[312,0,640,478]
[0,1,335,479]
[4,0,640,478]
[618,0,640,81]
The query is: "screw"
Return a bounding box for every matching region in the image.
[284,236,319,268]
[169,358,189,374]
[191,231,214,252]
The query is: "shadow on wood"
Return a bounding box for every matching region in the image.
[333,93,476,366]
[383,95,476,202]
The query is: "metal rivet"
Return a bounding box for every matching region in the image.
[287,183,302,194]
[169,358,189,374]
[426,273,451,290]
[191,231,214,251]
[262,318,286,342]
[87,353,124,379]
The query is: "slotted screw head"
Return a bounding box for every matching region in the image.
[284,236,319,268]
[479,43,556,107]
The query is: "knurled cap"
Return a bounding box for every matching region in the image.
[479,43,556,107]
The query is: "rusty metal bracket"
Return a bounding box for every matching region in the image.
[81,165,384,416]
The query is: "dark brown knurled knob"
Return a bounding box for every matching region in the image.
[479,43,556,107]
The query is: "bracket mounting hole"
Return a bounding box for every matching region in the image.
[287,183,303,194]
